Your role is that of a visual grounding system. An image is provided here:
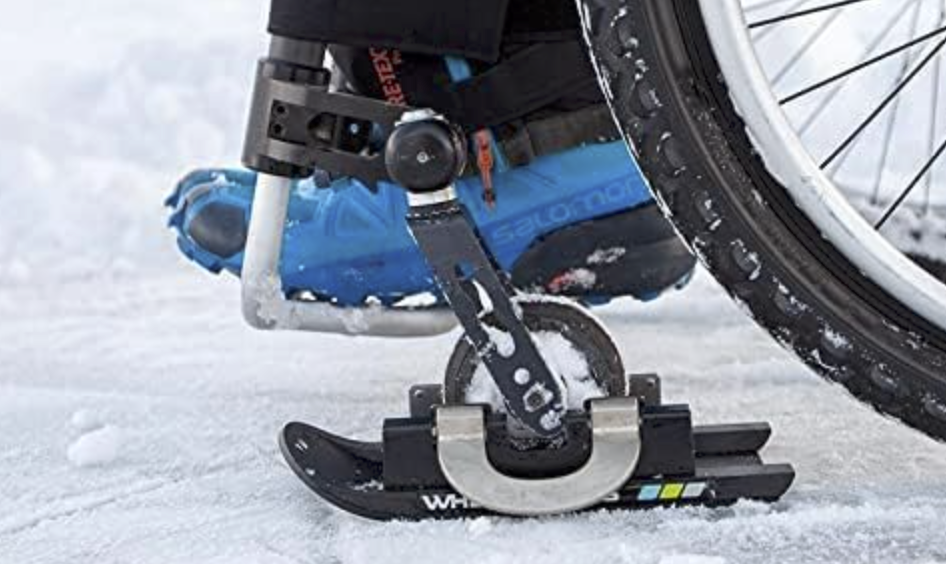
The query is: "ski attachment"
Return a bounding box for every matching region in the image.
[280,376,795,521]
[239,38,795,520]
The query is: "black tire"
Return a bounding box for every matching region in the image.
[443,299,626,407]
[579,0,946,440]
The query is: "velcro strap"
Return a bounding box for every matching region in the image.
[460,104,619,178]
[446,41,598,130]
[497,105,620,167]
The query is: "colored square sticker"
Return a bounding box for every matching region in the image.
[660,483,685,501]
[638,485,662,501]
[682,482,707,499]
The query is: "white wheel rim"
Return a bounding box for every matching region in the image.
[699,0,946,329]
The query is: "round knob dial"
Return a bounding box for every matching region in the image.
[385,118,467,193]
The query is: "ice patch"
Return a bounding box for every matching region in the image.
[67,425,124,468]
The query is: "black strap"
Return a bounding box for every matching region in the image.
[459,104,619,177]
[505,0,582,42]
[269,0,511,62]
[269,0,581,63]
[497,105,619,167]
[444,41,599,130]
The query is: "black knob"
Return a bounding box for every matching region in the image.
[385,119,466,193]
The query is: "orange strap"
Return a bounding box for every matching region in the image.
[475,130,496,209]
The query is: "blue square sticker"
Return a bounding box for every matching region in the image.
[638,484,662,501]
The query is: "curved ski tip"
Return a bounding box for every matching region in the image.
[279,422,310,453]
[279,422,324,484]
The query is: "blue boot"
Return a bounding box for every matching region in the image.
[166,141,695,307]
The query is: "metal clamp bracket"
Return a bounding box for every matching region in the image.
[435,397,642,516]
[242,38,412,185]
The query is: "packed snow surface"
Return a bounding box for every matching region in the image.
[2,1,946,563]
[5,272,946,564]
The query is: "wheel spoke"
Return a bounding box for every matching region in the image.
[821,34,946,169]
[752,0,814,42]
[924,0,946,214]
[795,1,920,136]
[744,0,805,13]
[744,0,946,257]
[771,8,845,88]
[781,22,946,105]
[876,135,946,229]
[807,1,944,177]
[869,1,925,204]
[749,0,882,29]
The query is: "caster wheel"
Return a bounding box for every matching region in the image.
[443,297,626,410]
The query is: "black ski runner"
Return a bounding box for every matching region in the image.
[279,384,794,521]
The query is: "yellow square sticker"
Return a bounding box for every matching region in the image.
[660,483,685,501]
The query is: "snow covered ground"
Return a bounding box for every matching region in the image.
[4,273,946,564]
[2,1,946,563]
